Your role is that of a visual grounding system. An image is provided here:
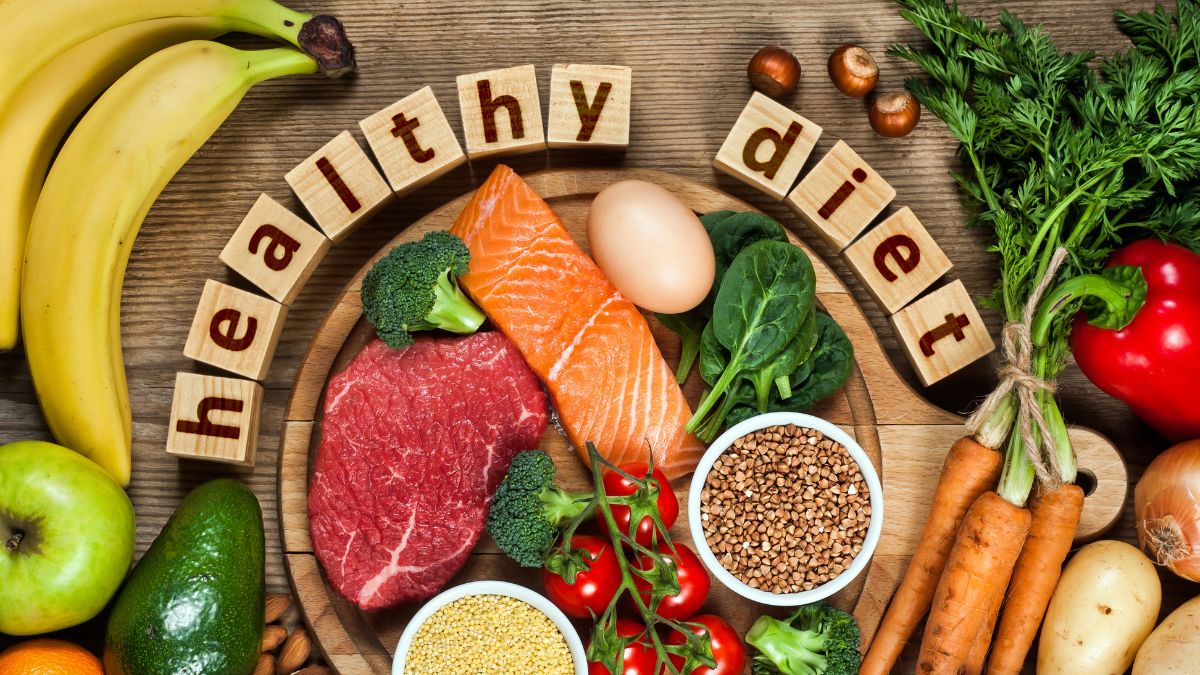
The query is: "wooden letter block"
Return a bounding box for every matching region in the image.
[166,372,263,466]
[843,206,953,314]
[713,92,822,200]
[889,279,995,386]
[547,64,632,149]
[183,279,287,381]
[785,140,896,250]
[285,131,393,242]
[219,194,330,305]
[359,86,467,195]
[456,64,546,159]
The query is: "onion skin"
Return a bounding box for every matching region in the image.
[1135,439,1200,581]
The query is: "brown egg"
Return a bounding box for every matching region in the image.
[587,180,715,314]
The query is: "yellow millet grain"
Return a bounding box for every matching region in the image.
[404,594,573,674]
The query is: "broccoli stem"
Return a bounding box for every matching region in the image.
[540,486,592,526]
[424,268,486,334]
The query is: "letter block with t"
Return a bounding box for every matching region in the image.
[713,92,822,200]
[786,140,895,250]
[843,206,952,314]
[889,279,995,386]
[547,64,632,149]
[166,372,263,466]
[359,86,467,195]
[456,64,546,159]
[285,130,393,242]
[219,194,330,305]
[183,279,287,381]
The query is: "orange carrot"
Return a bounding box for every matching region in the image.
[984,483,1084,675]
[861,437,1003,675]
[964,569,1007,674]
[918,491,1031,674]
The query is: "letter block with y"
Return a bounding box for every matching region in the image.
[220,194,330,305]
[713,92,822,200]
[889,279,995,386]
[285,131,393,242]
[166,372,263,466]
[183,279,287,381]
[843,206,952,314]
[456,64,546,159]
[547,64,632,149]
[360,86,467,196]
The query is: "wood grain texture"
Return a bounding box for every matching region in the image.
[0,1,1181,670]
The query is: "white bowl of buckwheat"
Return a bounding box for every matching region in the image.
[688,412,883,606]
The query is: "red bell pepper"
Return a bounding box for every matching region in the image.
[1069,240,1200,442]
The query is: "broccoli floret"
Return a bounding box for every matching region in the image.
[746,603,861,675]
[360,230,486,348]
[486,451,593,567]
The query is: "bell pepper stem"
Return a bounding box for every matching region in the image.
[1030,272,1143,347]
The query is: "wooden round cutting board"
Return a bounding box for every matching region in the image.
[278,168,1127,675]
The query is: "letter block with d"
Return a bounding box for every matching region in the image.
[843,206,952,314]
[166,372,263,466]
[220,194,330,305]
[547,64,632,149]
[713,92,822,200]
[360,86,467,196]
[183,279,287,381]
[457,64,546,159]
[889,279,995,386]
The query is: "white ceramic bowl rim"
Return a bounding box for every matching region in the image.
[392,580,587,675]
[687,411,884,607]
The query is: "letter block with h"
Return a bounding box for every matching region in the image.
[166,372,264,466]
[457,64,547,159]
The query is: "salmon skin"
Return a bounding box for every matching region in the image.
[451,165,705,481]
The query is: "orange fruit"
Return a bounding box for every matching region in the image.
[0,639,104,675]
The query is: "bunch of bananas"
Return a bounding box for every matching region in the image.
[3,1,355,485]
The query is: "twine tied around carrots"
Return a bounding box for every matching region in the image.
[967,247,1070,489]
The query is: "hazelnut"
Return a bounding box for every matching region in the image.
[747,45,801,98]
[828,44,879,98]
[869,91,921,137]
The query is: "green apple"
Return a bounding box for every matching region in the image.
[0,440,135,635]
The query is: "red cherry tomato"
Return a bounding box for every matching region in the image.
[667,614,747,675]
[633,542,711,621]
[587,618,660,675]
[542,534,622,619]
[601,463,679,547]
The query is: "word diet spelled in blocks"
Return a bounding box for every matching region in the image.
[889,280,995,386]
[220,194,330,305]
[166,372,264,466]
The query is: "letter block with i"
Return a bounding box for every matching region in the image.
[786,140,896,250]
[843,206,952,314]
[183,279,287,381]
[456,64,547,159]
[889,279,995,386]
[166,372,263,466]
[547,64,632,149]
[219,194,330,305]
[285,130,393,242]
[713,92,822,200]
[359,86,467,196]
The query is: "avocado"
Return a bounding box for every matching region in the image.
[104,478,265,675]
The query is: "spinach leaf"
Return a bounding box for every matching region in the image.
[749,305,816,412]
[658,311,706,383]
[698,321,727,387]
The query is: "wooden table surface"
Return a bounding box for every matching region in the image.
[1,0,1190,667]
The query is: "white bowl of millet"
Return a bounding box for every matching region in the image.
[687,411,883,607]
[392,580,587,675]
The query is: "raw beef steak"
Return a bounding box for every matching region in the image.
[308,332,548,610]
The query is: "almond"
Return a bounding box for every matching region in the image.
[291,668,330,675]
[261,624,287,652]
[252,653,275,675]
[276,629,311,675]
[264,593,291,624]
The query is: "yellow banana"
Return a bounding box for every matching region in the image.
[22,42,318,485]
[0,18,248,352]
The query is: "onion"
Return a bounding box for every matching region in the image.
[1135,439,1200,581]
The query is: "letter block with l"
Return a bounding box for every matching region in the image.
[713,92,822,200]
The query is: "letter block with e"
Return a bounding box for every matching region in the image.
[843,206,952,314]
[183,279,287,381]
[360,86,467,196]
[889,279,995,386]
[166,372,263,466]
[713,92,822,200]
[457,64,547,159]
[220,194,330,305]
[547,64,632,149]
[285,130,393,242]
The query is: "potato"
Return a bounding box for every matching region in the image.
[1038,540,1161,675]
[1133,595,1200,674]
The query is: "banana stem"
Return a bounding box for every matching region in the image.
[228,1,355,77]
[243,46,319,83]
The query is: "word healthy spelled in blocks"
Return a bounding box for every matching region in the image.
[166,372,264,466]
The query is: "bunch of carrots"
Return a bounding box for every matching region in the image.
[863,0,1200,673]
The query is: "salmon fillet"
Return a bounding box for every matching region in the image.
[451,165,705,480]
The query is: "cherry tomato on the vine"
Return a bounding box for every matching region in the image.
[601,463,679,547]
[667,614,746,675]
[587,618,659,675]
[633,542,711,621]
[542,534,622,619]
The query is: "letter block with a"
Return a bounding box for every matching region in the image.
[183,279,287,381]
[713,92,822,200]
[547,64,632,149]
[889,279,995,386]
[786,140,896,250]
[219,194,330,305]
[456,65,546,159]
[359,86,467,196]
[285,130,393,242]
[166,372,263,466]
[843,206,952,314]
